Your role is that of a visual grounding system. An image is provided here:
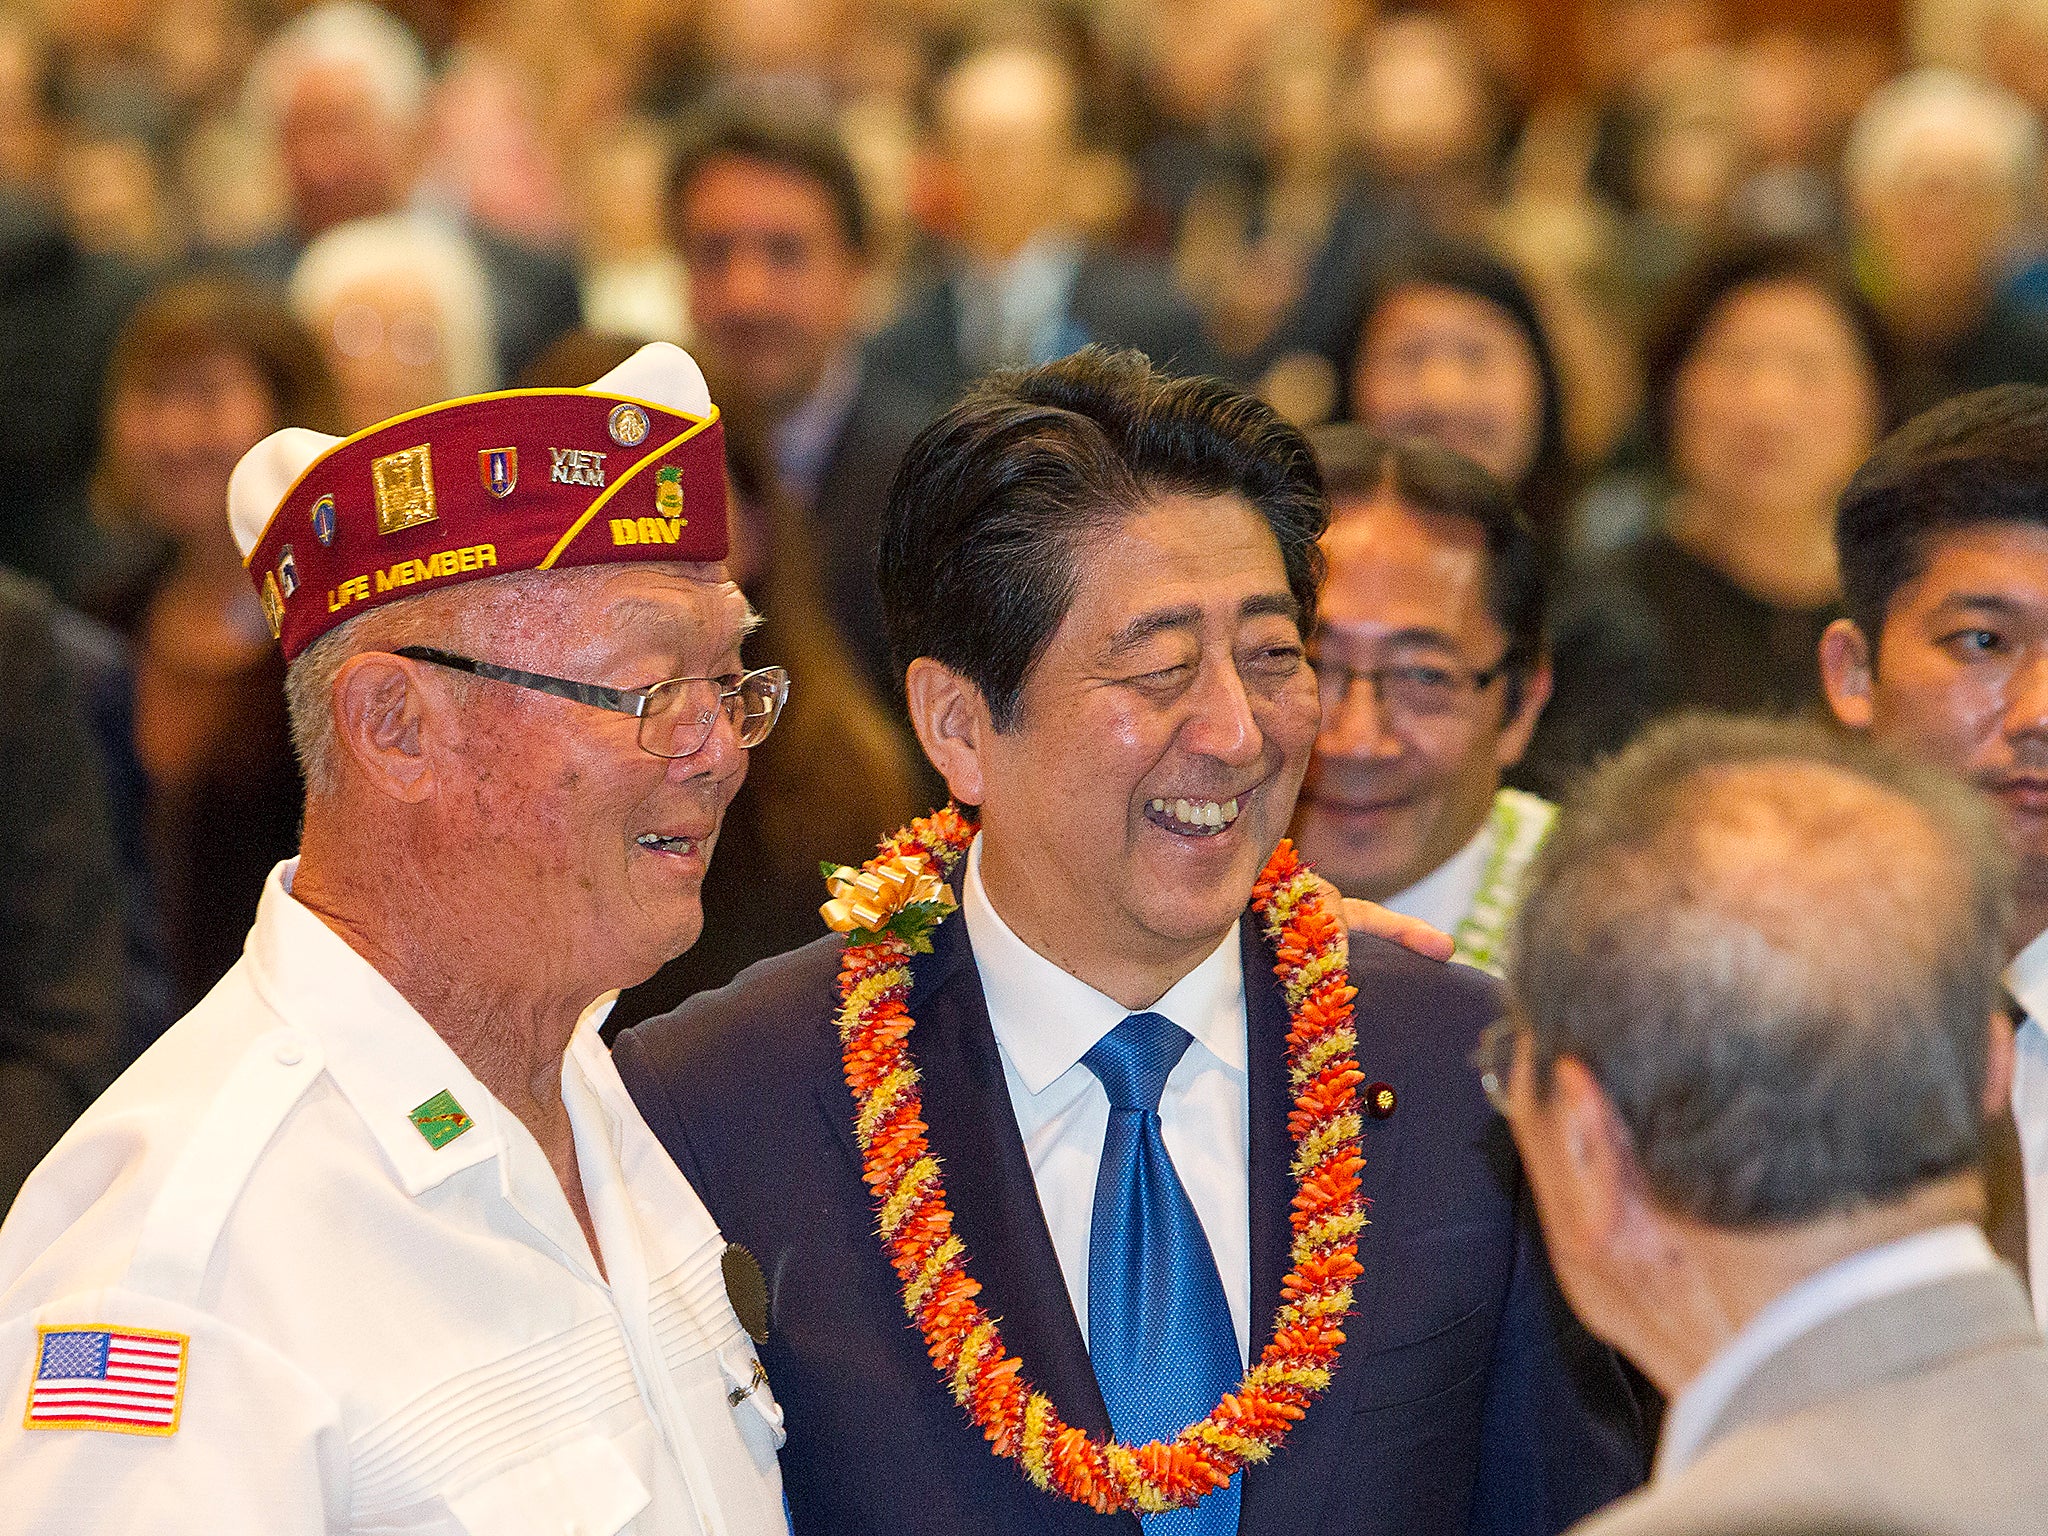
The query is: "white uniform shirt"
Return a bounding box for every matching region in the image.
[0,861,787,1536]
[2003,927,2048,1325]
[960,835,1252,1361]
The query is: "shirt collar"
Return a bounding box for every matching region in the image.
[2007,925,2048,1026]
[959,833,1245,1096]
[1381,797,1501,934]
[1656,1222,1998,1480]
[244,859,616,1200]
[770,347,862,504]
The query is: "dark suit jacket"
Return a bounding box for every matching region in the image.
[614,912,1649,1535]
[807,359,937,707]
[865,250,1226,405]
[0,569,128,1215]
[0,193,142,598]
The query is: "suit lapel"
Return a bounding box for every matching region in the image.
[1244,916,1294,1344]
[1988,996,2032,1296]
[893,914,1117,1440]
[1239,921,1394,1533]
[1985,1109,2031,1295]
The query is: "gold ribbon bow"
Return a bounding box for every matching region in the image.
[821,854,956,935]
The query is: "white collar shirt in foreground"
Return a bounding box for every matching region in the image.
[960,834,1252,1363]
[2003,926,2048,1325]
[1656,1223,1998,1481]
[0,859,788,1536]
[1382,805,1496,937]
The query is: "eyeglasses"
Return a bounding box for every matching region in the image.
[1471,1018,1524,1112]
[1310,652,1510,720]
[393,645,789,759]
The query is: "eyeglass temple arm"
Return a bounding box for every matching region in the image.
[391,646,650,718]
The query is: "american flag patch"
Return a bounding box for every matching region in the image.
[24,1326,187,1435]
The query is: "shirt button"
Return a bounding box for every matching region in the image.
[275,1041,304,1067]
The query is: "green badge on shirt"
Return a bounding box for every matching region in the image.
[408,1089,474,1150]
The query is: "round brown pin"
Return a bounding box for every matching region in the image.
[1365,1082,1397,1119]
[722,1242,770,1343]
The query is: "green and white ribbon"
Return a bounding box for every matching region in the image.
[1451,788,1557,977]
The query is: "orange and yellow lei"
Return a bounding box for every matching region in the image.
[825,806,1369,1515]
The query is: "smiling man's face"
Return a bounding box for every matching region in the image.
[1293,492,1544,902]
[973,492,1321,988]
[436,564,756,993]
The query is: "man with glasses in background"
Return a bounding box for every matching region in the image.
[1292,427,1554,976]
[0,343,793,1535]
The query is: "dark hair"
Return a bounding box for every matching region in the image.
[106,273,337,432]
[1510,713,2011,1227]
[95,274,338,522]
[879,346,1327,728]
[1837,384,2048,641]
[1310,423,1547,711]
[665,87,869,254]
[1342,240,1571,543]
[1643,237,1896,466]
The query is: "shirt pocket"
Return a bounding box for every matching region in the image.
[446,1435,651,1536]
[1350,1300,1493,1414]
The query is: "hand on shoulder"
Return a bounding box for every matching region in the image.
[1314,876,1455,963]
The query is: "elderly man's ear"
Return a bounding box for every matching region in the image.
[1516,1056,1658,1268]
[904,656,990,808]
[332,652,436,801]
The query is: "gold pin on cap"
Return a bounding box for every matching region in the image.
[372,443,438,535]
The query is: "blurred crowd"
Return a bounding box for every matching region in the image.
[10,0,2048,1196]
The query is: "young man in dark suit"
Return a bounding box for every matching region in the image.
[614,348,1648,1535]
[664,91,937,706]
[1818,384,2048,1312]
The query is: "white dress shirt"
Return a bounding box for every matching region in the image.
[2003,927,2048,1325]
[1383,809,1495,936]
[956,235,1085,372]
[960,836,1252,1362]
[1657,1223,1998,1480]
[0,861,787,1536]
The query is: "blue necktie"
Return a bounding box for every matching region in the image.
[1082,1012,1243,1534]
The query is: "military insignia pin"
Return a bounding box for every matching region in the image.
[259,571,285,639]
[277,545,298,599]
[655,464,685,521]
[721,1242,770,1343]
[371,444,438,535]
[408,1089,474,1150]
[479,447,518,499]
[310,494,338,547]
[608,402,651,447]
